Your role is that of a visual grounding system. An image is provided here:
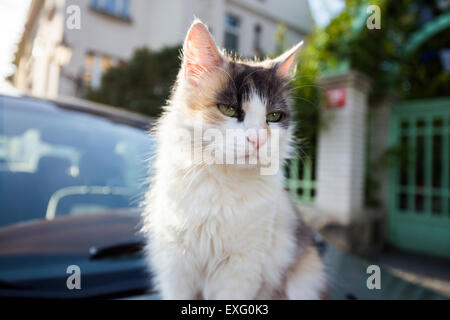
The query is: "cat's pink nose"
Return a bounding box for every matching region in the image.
[247,134,267,150]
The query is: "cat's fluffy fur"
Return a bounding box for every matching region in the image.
[142,20,327,300]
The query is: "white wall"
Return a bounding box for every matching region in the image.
[62,0,151,95]
[316,72,371,224]
[224,1,306,56]
[15,0,66,98]
[233,0,313,34]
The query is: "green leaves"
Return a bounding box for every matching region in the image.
[86,46,181,117]
[287,0,449,157]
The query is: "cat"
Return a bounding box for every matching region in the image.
[142,19,327,300]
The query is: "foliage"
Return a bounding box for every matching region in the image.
[86,46,181,117]
[346,0,449,98]
[289,31,322,157]
[290,0,450,155]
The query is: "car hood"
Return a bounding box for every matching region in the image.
[0,209,151,298]
[0,208,144,257]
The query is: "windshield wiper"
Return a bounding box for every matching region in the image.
[89,239,145,260]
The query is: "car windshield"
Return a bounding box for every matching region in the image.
[0,96,154,227]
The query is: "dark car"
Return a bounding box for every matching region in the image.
[0,94,156,298]
[0,94,446,300]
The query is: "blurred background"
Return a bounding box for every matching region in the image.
[0,0,449,299]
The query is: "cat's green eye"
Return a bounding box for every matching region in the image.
[266,112,283,123]
[218,104,238,117]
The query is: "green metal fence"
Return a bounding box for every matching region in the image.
[286,157,316,203]
[388,98,450,259]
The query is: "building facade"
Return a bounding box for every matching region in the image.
[13,0,313,99]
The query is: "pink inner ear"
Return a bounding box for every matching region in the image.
[275,41,303,78]
[183,23,222,83]
[277,52,297,77]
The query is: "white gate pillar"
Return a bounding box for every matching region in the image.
[316,71,371,225]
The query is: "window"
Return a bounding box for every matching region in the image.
[224,14,240,53]
[253,24,263,56]
[83,52,116,89]
[101,55,111,72]
[91,0,131,20]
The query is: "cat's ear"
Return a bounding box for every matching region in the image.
[183,20,223,85]
[273,41,304,78]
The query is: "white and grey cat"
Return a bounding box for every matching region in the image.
[142,20,327,300]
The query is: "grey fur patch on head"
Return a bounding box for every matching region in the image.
[215,61,292,127]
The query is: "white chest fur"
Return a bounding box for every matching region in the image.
[145,148,298,299]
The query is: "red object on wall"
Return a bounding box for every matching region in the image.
[325,88,346,108]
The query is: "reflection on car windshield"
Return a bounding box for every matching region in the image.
[0,97,154,227]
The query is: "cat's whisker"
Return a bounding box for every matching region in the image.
[290,73,318,81]
[291,84,325,90]
[290,95,317,107]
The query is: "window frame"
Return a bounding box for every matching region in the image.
[90,0,131,21]
[224,13,241,53]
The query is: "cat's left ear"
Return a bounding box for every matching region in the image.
[182,20,224,85]
[272,41,304,78]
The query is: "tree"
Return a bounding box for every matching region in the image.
[290,0,450,156]
[289,0,449,206]
[86,46,181,117]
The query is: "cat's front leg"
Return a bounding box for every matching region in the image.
[285,246,327,300]
[156,265,197,299]
[203,255,262,300]
[150,242,198,299]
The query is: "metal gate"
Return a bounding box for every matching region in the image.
[388,98,450,259]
